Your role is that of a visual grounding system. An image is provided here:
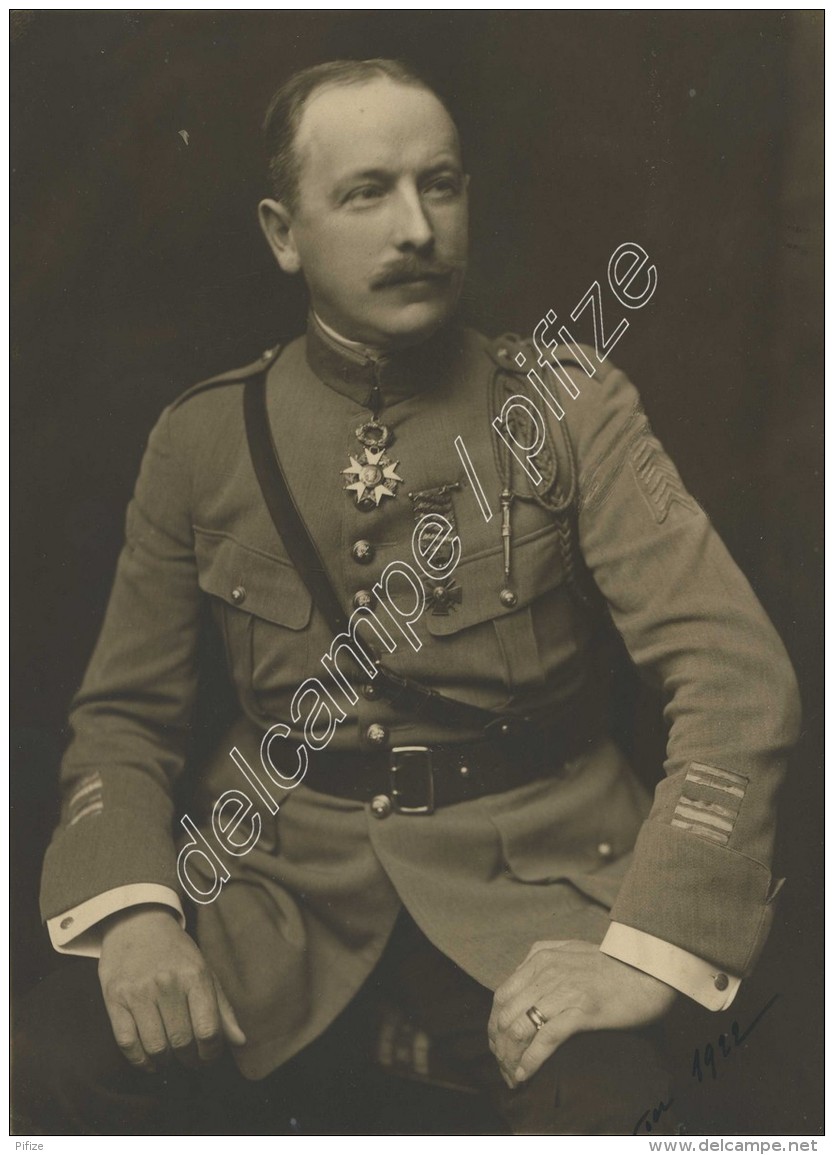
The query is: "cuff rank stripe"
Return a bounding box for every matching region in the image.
[672,762,748,845]
[66,773,104,825]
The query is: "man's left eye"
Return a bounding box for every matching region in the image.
[424,179,460,199]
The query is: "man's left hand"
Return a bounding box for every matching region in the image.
[488,939,677,1089]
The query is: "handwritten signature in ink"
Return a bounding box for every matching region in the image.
[691,992,780,1083]
[632,992,780,1134]
[632,1096,675,1135]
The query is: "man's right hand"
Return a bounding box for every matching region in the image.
[98,905,246,1073]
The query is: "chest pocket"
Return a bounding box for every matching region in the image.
[423,522,584,707]
[194,528,314,717]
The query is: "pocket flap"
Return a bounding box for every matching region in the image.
[194,528,312,630]
[487,743,650,883]
[425,523,566,637]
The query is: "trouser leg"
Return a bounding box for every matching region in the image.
[380,912,681,1135]
[492,1027,678,1135]
[12,960,302,1136]
[12,956,392,1136]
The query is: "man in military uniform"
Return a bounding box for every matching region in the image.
[17,59,800,1134]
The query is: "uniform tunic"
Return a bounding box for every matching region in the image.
[40,316,801,1078]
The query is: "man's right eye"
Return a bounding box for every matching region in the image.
[344,186,384,206]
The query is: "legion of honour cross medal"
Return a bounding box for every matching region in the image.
[342,420,403,510]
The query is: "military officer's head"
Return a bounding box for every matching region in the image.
[258,59,469,351]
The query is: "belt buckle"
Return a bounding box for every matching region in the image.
[390,746,435,815]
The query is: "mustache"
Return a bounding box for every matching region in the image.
[371,257,462,289]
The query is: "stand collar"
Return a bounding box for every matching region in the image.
[304,311,463,410]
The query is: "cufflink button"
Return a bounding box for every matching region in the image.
[231,586,246,605]
[60,916,73,930]
[714,973,729,991]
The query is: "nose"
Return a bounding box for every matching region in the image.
[391,184,434,251]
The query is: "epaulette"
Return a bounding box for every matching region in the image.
[170,343,283,411]
[487,332,597,378]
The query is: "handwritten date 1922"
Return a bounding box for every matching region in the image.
[691,993,780,1083]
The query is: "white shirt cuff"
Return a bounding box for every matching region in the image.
[600,922,741,1011]
[47,884,185,957]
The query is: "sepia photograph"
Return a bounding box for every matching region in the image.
[10,9,823,1140]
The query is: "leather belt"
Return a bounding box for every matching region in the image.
[301,710,603,815]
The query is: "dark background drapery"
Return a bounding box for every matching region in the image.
[11,10,823,1134]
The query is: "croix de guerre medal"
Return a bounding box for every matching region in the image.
[342,420,403,511]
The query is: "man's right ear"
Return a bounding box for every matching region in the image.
[258,199,302,274]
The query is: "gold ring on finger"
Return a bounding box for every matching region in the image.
[525,1004,548,1031]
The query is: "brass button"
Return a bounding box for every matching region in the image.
[60,916,74,930]
[714,973,729,992]
[351,540,374,564]
[353,589,376,611]
[366,723,388,746]
[499,588,518,608]
[459,765,471,777]
[371,794,392,819]
[362,683,380,701]
[231,586,246,605]
[597,841,613,859]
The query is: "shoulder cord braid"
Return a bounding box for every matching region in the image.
[488,334,595,610]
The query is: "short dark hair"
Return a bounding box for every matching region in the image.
[263,58,455,210]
